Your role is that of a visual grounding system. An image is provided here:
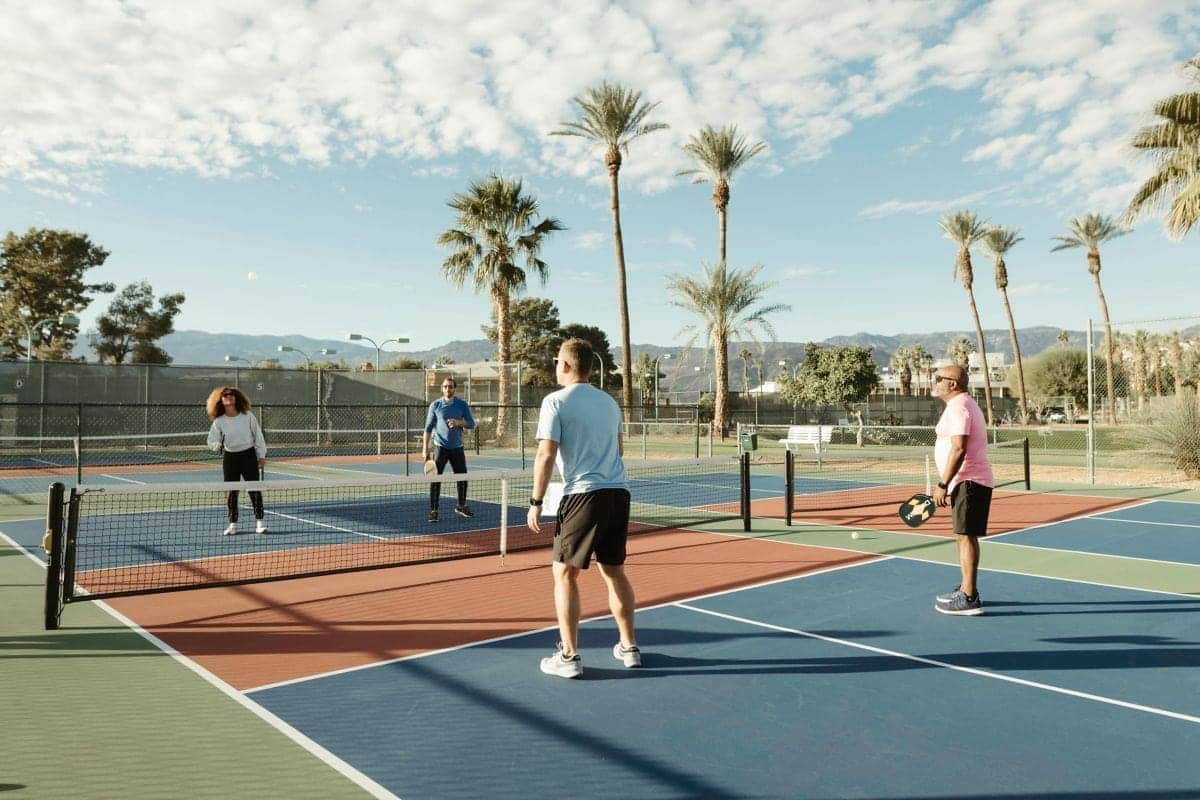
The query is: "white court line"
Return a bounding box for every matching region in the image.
[0,530,399,800]
[243,555,886,693]
[99,473,149,485]
[985,498,1157,541]
[675,602,1200,727]
[1094,517,1200,530]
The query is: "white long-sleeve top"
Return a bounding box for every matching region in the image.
[207,412,266,459]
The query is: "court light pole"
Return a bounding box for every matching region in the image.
[593,352,605,390]
[693,365,712,396]
[277,345,312,369]
[23,312,80,363]
[348,333,410,371]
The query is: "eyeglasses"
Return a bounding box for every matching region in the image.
[934,375,957,384]
[221,391,236,397]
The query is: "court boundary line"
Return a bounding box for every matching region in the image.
[243,550,889,694]
[675,602,1200,726]
[984,498,1157,542]
[0,530,400,800]
[1094,517,1200,530]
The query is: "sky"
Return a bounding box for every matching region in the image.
[2,0,1198,361]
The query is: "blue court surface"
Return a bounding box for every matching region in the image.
[247,557,1200,799]
[996,499,1200,565]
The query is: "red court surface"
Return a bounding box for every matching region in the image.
[107,529,878,690]
[741,488,1142,535]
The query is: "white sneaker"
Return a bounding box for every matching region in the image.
[540,643,583,679]
[613,642,642,668]
[255,519,268,534]
[223,523,237,536]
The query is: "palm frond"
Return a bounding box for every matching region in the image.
[938,210,988,248]
[981,226,1023,257]
[679,124,768,183]
[548,82,668,149]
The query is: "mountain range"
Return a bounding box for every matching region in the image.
[69,326,1086,389]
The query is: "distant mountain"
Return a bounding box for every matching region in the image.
[66,326,1087,392]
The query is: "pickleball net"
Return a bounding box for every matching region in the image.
[784,438,1030,525]
[44,455,750,628]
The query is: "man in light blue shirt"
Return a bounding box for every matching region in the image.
[423,377,475,522]
[528,338,640,678]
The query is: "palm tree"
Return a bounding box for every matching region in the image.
[981,226,1030,422]
[939,211,995,426]
[1057,330,1070,348]
[738,348,752,395]
[666,262,790,437]
[949,336,973,368]
[889,346,914,396]
[1171,332,1185,395]
[1051,213,1128,425]
[435,175,564,438]
[678,124,768,265]
[1132,330,1149,411]
[1124,57,1200,240]
[550,82,668,419]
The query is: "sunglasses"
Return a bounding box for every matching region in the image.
[221,391,236,397]
[934,375,957,384]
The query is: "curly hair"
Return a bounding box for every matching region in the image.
[206,386,252,419]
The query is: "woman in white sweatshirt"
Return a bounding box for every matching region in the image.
[205,386,268,535]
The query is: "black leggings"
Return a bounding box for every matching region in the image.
[223,448,264,522]
[430,446,468,508]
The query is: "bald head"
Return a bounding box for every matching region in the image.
[943,365,967,386]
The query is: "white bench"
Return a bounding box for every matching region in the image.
[778,425,832,453]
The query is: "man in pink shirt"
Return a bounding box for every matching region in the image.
[932,364,994,616]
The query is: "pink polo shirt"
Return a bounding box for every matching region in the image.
[934,392,994,492]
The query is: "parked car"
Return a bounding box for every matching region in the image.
[1041,407,1068,423]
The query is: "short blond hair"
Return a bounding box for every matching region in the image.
[559,338,593,378]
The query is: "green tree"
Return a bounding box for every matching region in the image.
[632,352,662,406]
[939,210,995,426]
[0,228,114,360]
[738,348,752,394]
[386,356,425,370]
[91,282,185,364]
[948,336,973,368]
[435,175,564,434]
[483,297,562,387]
[780,344,879,413]
[889,345,919,396]
[550,82,668,418]
[1057,330,1070,348]
[559,323,616,389]
[1051,213,1128,425]
[982,226,1030,422]
[678,124,767,265]
[1021,349,1120,409]
[1124,57,1200,240]
[665,262,789,436]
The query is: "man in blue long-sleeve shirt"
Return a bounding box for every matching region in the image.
[423,377,475,523]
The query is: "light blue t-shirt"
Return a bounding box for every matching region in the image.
[535,383,626,495]
[425,397,474,449]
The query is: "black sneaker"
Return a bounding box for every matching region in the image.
[428,509,439,523]
[454,505,474,518]
[935,590,983,616]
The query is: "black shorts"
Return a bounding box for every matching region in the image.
[553,488,632,569]
[950,480,993,537]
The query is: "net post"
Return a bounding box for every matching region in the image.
[707,422,713,457]
[376,430,382,456]
[43,482,66,630]
[694,419,700,458]
[740,452,751,532]
[642,424,647,459]
[75,403,83,485]
[499,477,508,563]
[785,449,794,527]
[1022,436,1031,490]
[403,406,410,476]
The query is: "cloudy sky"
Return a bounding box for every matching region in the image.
[2,0,1198,361]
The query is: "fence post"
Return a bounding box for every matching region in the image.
[75,403,83,485]
[404,406,410,476]
[516,363,524,458]
[315,369,322,447]
[1086,319,1096,484]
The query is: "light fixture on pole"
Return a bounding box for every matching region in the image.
[23,312,80,364]
[593,352,605,390]
[693,365,713,395]
[651,354,672,419]
[348,333,411,371]
[224,355,251,366]
[277,345,312,369]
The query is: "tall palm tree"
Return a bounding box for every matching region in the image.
[981,226,1030,422]
[666,262,790,437]
[435,175,564,437]
[550,82,668,419]
[1057,330,1070,348]
[889,346,914,396]
[949,336,973,368]
[678,124,768,265]
[1051,213,1128,425]
[939,211,995,426]
[1124,57,1200,240]
[1171,332,1185,395]
[738,348,752,394]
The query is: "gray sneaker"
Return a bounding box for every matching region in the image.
[935,590,983,616]
[936,585,962,603]
[540,643,583,679]
[454,504,474,518]
[612,642,642,668]
[428,509,439,523]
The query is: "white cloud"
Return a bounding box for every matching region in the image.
[667,230,695,250]
[0,0,1197,212]
[859,190,994,220]
[1009,282,1070,297]
[572,231,604,249]
[780,265,835,279]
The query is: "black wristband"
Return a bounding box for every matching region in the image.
[937,481,948,491]
[529,497,543,507]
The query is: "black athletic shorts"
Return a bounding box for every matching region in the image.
[950,480,993,537]
[553,488,632,569]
